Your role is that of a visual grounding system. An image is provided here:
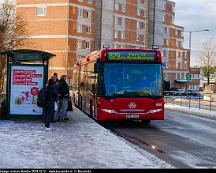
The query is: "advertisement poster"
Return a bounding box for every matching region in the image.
[10,65,44,115]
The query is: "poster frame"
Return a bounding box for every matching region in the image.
[8,63,47,117]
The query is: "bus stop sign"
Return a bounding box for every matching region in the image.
[186,74,191,80]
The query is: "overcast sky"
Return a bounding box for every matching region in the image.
[173,0,216,67]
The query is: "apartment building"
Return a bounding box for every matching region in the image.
[161,0,190,89]
[188,67,202,91]
[94,0,148,50]
[16,0,96,77]
[16,0,148,77]
[16,0,189,87]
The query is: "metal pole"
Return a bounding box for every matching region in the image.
[66,0,70,76]
[210,93,212,111]
[199,92,201,110]
[189,96,191,109]
[189,31,192,61]
[99,0,103,49]
[152,0,156,46]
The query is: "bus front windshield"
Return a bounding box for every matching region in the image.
[100,63,163,97]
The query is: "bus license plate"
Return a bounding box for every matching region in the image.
[126,115,139,119]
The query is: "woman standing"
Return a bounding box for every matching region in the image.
[45,78,57,128]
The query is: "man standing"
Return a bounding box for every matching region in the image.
[56,75,70,121]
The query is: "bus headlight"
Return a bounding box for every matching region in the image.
[148,109,162,114]
[101,109,118,114]
[156,103,162,107]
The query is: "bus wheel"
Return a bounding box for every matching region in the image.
[142,120,151,125]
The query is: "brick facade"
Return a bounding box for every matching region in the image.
[16,0,190,86]
[161,0,190,89]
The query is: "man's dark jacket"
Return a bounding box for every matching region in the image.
[58,79,69,98]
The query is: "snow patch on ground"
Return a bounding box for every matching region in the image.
[0,107,172,169]
[165,104,216,119]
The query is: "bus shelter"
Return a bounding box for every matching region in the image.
[0,49,55,119]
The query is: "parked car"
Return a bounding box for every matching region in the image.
[187,89,198,96]
[164,88,185,96]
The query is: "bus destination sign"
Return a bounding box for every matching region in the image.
[106,51,157,61]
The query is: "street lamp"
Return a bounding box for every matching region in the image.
[184,29,210,67]
[184,29,210,92]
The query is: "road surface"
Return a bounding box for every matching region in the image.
[102,109,216,168]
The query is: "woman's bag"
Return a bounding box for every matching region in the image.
[67,96,73,111]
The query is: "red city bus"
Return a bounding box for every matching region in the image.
[72,48,164,123]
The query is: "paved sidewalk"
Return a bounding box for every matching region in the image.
[0,107,172,169]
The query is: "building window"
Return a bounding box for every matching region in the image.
[114,44,119,48]
[172,3,175,13]
[118,17,122,25]
[163,39,168,46]
[137,8,140,16]
[140,22,144,29]
[77,24,82,33]
[140,0,146,4]
[36,7,47,16]
[136,34,140,41]
[122,18,125,26]
[172,15,174,24]
[122,4,126,12]
[78,8,83,17]
[115,16,118,25]
[114,30,118,38]
[115,3,119,11]
[87,0,93,3]
[140,9,145,16]
[77,40,82,48]
[86,26,91,34]
[163,15,165,22]
[139,35,144,42]
[163,27,168,34]
[177,30,182,36]
[86,10,91,18]
[137,21,140,29]
[121,31,125,39]
[86,41,90,49]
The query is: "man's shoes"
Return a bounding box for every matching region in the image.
[64,118,69,121]
[45,127,51,131]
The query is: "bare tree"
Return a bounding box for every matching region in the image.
[199,39,216,85]
[0,0,28,93]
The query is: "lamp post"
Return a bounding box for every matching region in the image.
[184,29,210,93]
[185,29,210,66]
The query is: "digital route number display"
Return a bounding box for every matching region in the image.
[106,51,157,61]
